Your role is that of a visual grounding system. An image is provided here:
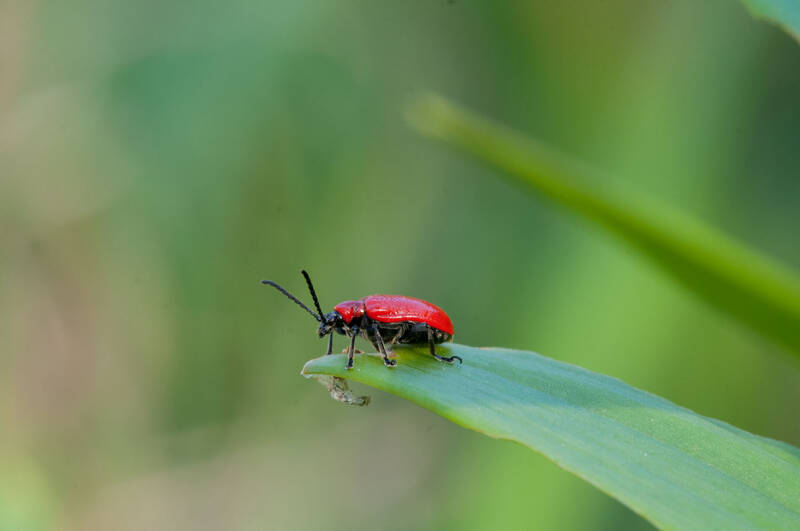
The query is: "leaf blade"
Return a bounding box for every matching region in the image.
[303,345,800,529]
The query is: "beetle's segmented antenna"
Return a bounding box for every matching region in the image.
[261,279,321,322]
[301,270,325,318]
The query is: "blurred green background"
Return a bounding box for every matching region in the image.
[2,1,800,529]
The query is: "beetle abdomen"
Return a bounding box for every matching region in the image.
[362,321,452,346]
[394,322,452,344]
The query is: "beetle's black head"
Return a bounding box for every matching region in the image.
[317,311,344,338]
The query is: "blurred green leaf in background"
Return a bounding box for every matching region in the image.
[2,1,800,530]
[408,93,800,358]
[741,0,800,42]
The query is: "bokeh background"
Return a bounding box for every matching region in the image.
[2,1,800,529]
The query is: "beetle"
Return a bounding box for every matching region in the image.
[262,270,461,369]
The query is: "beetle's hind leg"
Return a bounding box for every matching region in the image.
[370,324,396,368]
[428,327,462,365]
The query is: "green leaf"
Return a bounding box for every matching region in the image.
[740,0,800,43]
[407,94,800,358]
[303,345,800,530]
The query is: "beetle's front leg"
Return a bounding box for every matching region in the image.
[326,333,333,355]
[346,326,359,370]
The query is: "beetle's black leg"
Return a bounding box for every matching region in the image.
[371,324,396,367]
[346,326,358,370]
[428,326,462,364]
[388,324,406,345]
[326,333,333,355]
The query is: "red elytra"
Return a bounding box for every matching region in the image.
[335,295,454,336]
[262,271,461,370]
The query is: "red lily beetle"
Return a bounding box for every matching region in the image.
[262,270,461,369]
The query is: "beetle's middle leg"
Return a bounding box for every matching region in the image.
[370,324,396,368]
[387,323,407,345]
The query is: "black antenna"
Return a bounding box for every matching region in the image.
[301,270,325,318]
[261,279,321,322]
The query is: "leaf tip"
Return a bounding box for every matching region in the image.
[300,357,317,378]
